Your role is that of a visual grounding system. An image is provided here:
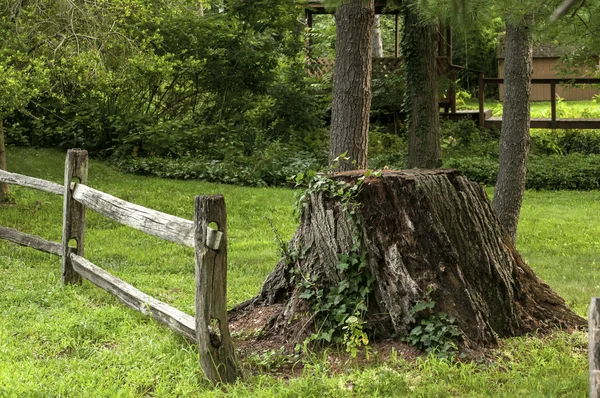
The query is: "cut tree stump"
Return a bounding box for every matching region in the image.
[234,169,584,348]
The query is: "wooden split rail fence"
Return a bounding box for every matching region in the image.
[0,149,238,384]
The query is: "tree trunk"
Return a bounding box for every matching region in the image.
[372,15,384,58]
[0,120,9,203]
[329,0,374,171]
[234,170,583,349]
[492,15,533,244]
[402,1,441,169]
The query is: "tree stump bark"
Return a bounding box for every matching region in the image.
[236,170,583,348]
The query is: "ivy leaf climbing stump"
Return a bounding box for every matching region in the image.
[233,169,584,350]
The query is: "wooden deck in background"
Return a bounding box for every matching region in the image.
[485,117,600,129]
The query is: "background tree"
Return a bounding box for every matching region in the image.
[401,0,441,169]
[329,0,375,171]
[413,0,569,242]
[492,14,533,243]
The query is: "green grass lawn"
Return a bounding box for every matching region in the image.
[462,98,600,119]
[0,148,595,396]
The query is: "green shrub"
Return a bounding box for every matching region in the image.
[527,154,600,190]
[368,129,407,169]
[559,130,600,155]
[111,146,327,188]
[531,129,600,156]
[443,157,498,186]
[440,119,499,158]
[445,154,600,190]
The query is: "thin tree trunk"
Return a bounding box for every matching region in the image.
[329,0,374,171]
[372,15,384,58]
[0,120,9,202]
[402,0,441,169]
[492,15,533,244]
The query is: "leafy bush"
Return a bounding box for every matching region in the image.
[526,154,600,190]
[440,119,499,158]
[368,129,407,169]
[445,154,600,190]
[558,130,600,155]
[531,129,600,156]
[111,146,327,187]
[112,156,266,187]
[443,157,499,186]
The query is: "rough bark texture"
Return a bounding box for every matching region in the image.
[329,0,374,171]
[402,1,441,169]
[235,170,583,348]
[372,15,383,58]
[492,16,533,244]
[0,120,9,202]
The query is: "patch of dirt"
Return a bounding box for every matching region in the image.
[228,304,424,379]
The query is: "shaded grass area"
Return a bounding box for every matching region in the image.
[0,148,595,396]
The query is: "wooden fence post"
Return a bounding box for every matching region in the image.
[194,195,238,384]
[590,297,600,398]
[62,149,88,285]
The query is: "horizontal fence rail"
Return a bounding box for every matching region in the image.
[0,169,63,195]
[70,253,197,342]
[0,225,62,256]
[71,183,196,247]
[0,149,238,384]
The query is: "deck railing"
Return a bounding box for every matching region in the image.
[479,75,600,129]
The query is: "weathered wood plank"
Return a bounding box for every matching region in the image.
[0,225,62,256]
[71,183,195,247]
[590,297,600,398]
[70,253,196,342]
[0,169,63,195]
[195,195,238,383]
[62,149,88,285]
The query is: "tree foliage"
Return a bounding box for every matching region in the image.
[2,0,325,159]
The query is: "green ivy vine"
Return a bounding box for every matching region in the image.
[404,287,463,360]
[291,155,380,356]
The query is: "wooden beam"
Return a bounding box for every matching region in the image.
[62,149,88,285]
[71,184,195,247]
[478,73,485,127]
[0,225,62,256]
[590,297,600,398]
[551,81,557,129]
[70,253,196,342]
[0,170,63,195]
[446,26,452,64]
[395,14,399,58]
[195,195,238,384]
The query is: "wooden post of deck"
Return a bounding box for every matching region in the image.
[61,149,88,285]
[478,73,486,128]
[551,81,557,129]
[306,9,313,59]
[394,14,399,58]
[194,195,238,384]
